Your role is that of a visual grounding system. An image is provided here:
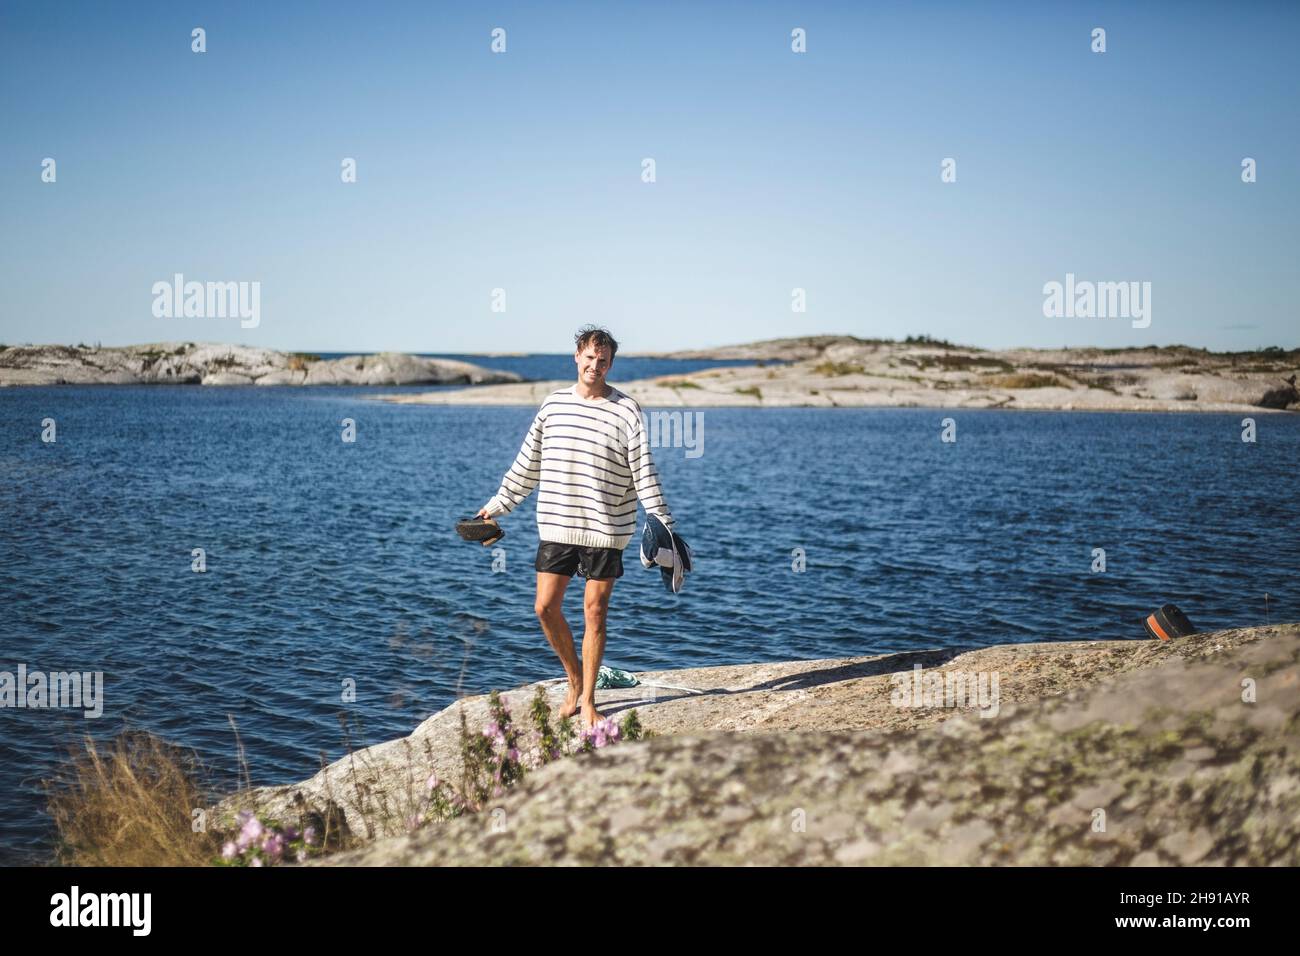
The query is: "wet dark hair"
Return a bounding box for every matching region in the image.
[574,325,619,359]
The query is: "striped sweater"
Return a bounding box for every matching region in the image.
[481,383,673,549]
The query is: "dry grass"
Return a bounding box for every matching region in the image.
[900,353,1014,373]
[42,716,365,867]
[1230,364,1297,374]
[812,361,865,377]
[42,692,651,867]
[1085,373,1143,391]
[44,729,223,866]
[984,373,1062,389]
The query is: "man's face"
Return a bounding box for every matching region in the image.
[576,344,613,386]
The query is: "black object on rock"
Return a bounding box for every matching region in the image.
[1143,603,1196,641]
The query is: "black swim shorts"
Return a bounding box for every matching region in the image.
[535,541,624,579]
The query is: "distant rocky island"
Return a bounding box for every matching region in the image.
[6,337,1297,412]
[0,343,521,387]
[389,335,1300,413]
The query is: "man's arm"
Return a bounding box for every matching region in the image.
[627,413,673,529]
[480,407,544,517]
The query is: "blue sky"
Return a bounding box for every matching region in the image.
[1,0,1296,353]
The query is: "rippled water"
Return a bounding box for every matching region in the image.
[2,381,1297,863]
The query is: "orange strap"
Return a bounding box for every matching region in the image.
[1146,614,1171,641]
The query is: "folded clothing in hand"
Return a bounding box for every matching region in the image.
[639,513,693,594]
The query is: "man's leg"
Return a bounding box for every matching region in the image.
[535,571,582,717]
[579,576,615,727]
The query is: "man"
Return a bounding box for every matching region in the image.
[476,325,674,728]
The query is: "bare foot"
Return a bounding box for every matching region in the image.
[580,702,604,728]
[558,684,582,719]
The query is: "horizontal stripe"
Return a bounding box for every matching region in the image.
[543,441,631,474]
[543,441,627,465]
[546,423,620,441]
[546,421,626,447]
[546,398,637,423]
[539,485,631,511]
[541,456,634,484]
[535,465,631,494]
[537,496,639,520]
[536,510,637,533]
[538,476,631,502]
[539,486,636,510]
[543,407,632,431]
[501,475,536,498]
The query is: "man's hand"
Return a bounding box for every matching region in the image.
[475,507,491,519]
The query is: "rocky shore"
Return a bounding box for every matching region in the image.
[383,336,1300,412]
[0,343,520,387]
[213,622,1299,866]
